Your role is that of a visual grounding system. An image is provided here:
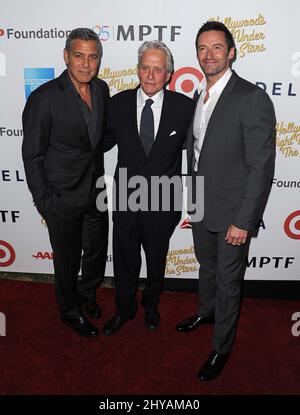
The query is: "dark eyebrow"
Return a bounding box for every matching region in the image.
[198,43,224,47]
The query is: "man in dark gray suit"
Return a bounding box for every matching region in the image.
[22,28,109,337]
[176,21,276,381]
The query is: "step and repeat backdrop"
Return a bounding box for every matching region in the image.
[0,0,299,281]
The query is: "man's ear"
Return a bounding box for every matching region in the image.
[63,48,69,66]
[229,47,235,62]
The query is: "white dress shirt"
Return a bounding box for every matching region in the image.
[137,87,164,139]
[193,68,232,171]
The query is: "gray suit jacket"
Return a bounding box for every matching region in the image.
[186,71,276,232]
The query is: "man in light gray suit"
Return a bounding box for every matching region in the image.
[176,21,276,381]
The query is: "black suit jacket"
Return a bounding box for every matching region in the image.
[186,71,276,232]
[105,87,194,230]
[22,69,109,218]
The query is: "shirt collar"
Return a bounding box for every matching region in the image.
[209,67,232,96]
[137,87,164,106]
[67,71,96,97]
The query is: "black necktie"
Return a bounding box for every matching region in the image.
[140,98,154,156]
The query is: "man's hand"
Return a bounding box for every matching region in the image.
[225,224,248,246]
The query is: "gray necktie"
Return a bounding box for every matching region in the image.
[140,98,154,156]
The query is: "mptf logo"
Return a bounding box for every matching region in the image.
[92,24,181,42]
[0,312,6,336]
[24,68,55,99]
[0,51,6,77]
[0,240,16,267]
[284,210,300,240]
[169,67,204,98]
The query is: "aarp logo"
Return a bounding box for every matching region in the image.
[169,67,204,98]
[284,211,300,240]
[0,240,16,267]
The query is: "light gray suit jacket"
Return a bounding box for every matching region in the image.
[186,70,276,232]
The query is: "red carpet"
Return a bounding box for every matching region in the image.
[0,279,299,395]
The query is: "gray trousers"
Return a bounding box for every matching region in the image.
[192,220,249,354]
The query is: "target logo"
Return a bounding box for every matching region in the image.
[284,211,300,240]
[0,240,16,267]
[169,67,204,98]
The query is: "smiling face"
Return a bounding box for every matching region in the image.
[137,48,171,97]
[63,39,100,87]
[197,30,235,84]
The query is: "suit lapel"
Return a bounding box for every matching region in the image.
[203,72,237,142]
[152,90,169,147]
[93,80,103,148]
[58,70,91,148]
[147,89,174,157]
[186,92,202,172]
[131,88,149,159]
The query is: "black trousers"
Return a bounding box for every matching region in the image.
[192,220,250,354]
[44,204,108,318]
[113,215,176,317]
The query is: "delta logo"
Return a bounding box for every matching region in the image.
[32,251,53,260]
[180,217,192,229]
[24,68,55,100]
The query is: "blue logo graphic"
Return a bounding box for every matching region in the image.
[24,68,55,99]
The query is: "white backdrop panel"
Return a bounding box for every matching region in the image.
[1,0,299,280]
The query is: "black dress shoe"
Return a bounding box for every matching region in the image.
[198,350,229,381]
[144,308,160,330]
[103,314,134,336]
[85,301,101,319]
[176,314,215,332]
[61,315,99,337]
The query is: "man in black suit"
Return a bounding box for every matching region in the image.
[22,28,109,337]
[102,41,194,335]
[176,21,276,380]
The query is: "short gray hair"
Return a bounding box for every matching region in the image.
[137,40,174,74]
[65,28,102,58]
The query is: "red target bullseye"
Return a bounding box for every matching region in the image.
[169,67,204,97]
[0,240,16,267]
[284,211,300,240]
